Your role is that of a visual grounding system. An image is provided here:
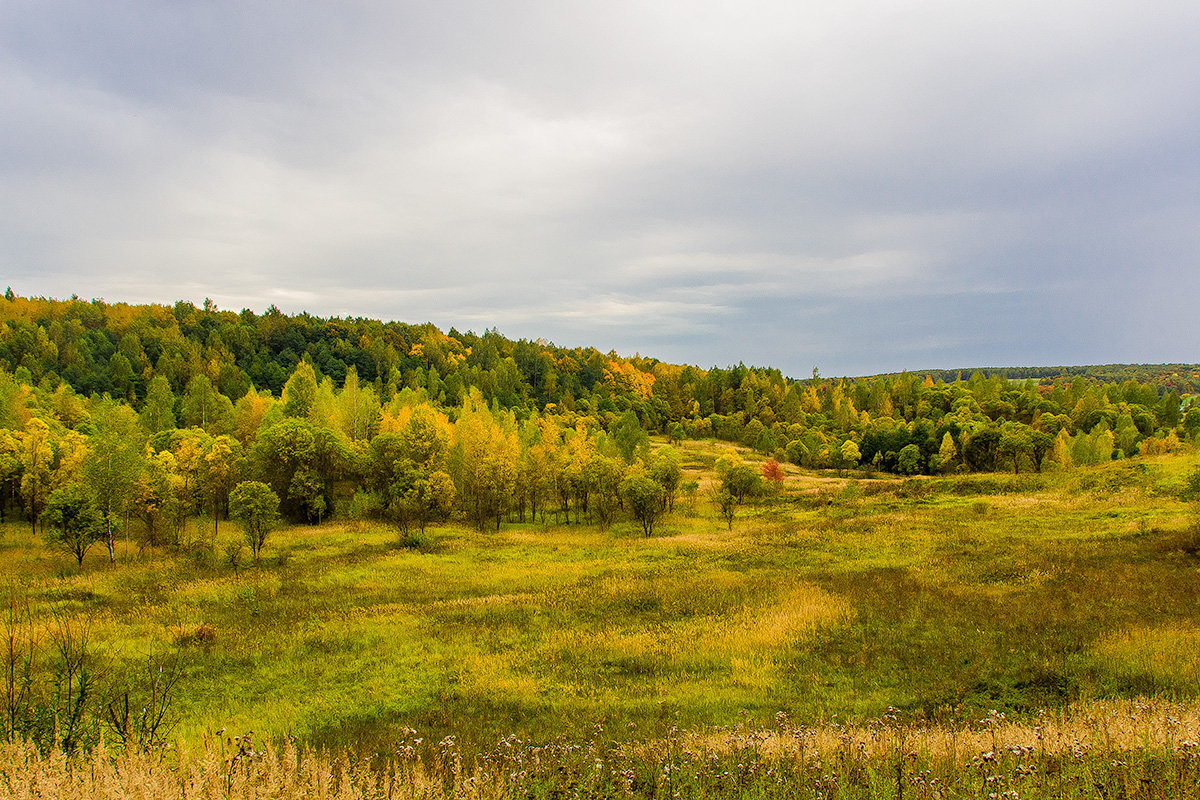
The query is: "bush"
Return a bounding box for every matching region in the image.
[398,529,437,553]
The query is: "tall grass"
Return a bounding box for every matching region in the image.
[5,701,1200,798]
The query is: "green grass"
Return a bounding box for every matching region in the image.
[3,446,1200,756]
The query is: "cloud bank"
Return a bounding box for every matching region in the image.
[3,1,1198,376]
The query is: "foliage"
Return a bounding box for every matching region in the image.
[228,480,279,565]
[619,472,664,536]
[44,483,104,566]
[760,458,784,483]
[715,451,761,502]
[252,418,351,523]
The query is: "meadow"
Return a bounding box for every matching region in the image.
[3,440,1200,796]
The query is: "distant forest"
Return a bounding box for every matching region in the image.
[1,290,1198,541]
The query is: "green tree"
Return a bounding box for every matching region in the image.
[1114,412,1140,457]
[228,480,280,566]
[390,465,457,533]
[1180,466,1200,505]
[621,472,664,536]
[253,418,353,523]
[712,450,761,529]
[962,426,1000,472]
[585,453,625,527]
[647,447,683,512]
[610,410,648,464]
[181,375,234,435]
[139,376,176,433]
[714,489,737,530]
[997,424,1033,474]
[83,399,146,563]
[281,360,318,419]
[1181,408,1200,440]
[667,422,687,444]
[45,482,104,566]
[1028,430,1054,472]
[715,451,760,502]
[896,443,923,475]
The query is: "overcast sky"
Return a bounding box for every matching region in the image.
[2,2,1198,377]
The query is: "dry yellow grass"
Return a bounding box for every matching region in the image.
[696,698,1200,760]
[7,700,1200,799]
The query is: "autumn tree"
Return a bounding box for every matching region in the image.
[838,440,862,473]
[198,434,241,535]
[934,432,957,473]
[0,429,19,523]
[17,418,55,535]
[453,397,518,530]
[336,366,380,444]
[233,388,275,445]
[158,427,213,535]
[132,450,181,549]
[760,459,785,484]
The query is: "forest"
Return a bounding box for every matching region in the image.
[1,289,1198,547]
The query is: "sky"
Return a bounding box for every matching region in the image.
[3,1,1199,378]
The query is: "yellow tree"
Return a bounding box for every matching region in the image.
[558,422,594,524]
[336,366,380,444]
[454,393,518,530]
[17,418,54,535]
[936,432,957,473]
[0,428,19,523]
[233,387,275,446]
[201,434,241,536]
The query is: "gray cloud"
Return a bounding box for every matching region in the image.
[2,1,1199,377]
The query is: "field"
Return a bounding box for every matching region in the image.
[4,441,1200,796]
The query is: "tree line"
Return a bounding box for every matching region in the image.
[1,290,1199,559]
